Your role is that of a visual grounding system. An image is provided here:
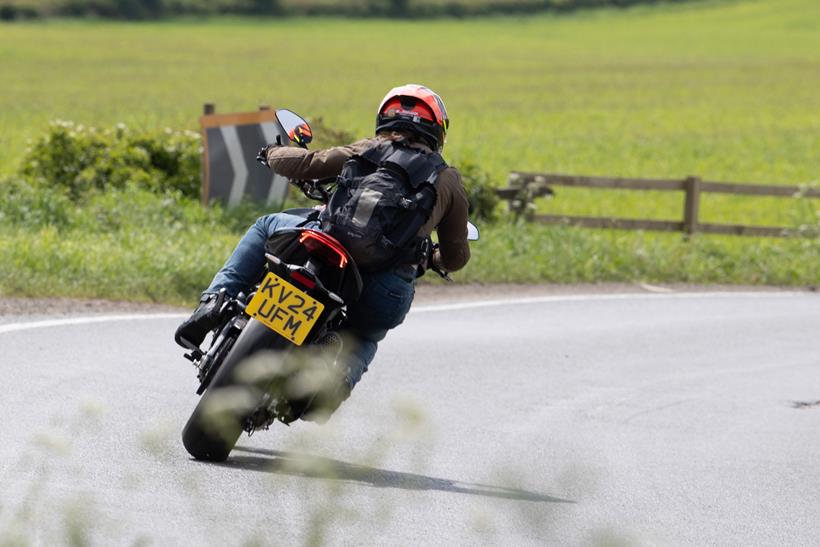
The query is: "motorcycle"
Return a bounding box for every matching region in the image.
[179,109,479,462]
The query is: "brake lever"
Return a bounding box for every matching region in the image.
[291,178,335,203]
[432,265,453,282]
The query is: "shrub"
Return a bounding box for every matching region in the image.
[308,116,357,149]
[20,120,201,201]
[0,0,692,20]
[453,159,500,222]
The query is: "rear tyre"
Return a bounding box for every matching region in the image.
[181,319,290,462]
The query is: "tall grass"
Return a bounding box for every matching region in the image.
[0,180,815,305]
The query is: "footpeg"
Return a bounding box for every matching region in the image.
[184,349,204,362]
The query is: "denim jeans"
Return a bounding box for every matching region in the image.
[206,213,310,297]
[205,213,415,390]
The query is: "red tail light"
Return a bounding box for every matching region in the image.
[298,230,349,269]
[290,270,316,289]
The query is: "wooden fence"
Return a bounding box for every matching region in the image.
[497,172,820,237]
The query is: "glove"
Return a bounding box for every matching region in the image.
[255,136,284,168]
[256,145,272,167]
[426,244,446,275]
[430,247,444,272]
[256,146,270,167]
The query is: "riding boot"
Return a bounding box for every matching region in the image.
[288,332,350,423]
[174,292,224,349]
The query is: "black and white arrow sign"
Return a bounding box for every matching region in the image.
[201,109,289,208]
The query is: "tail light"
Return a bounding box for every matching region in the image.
[298,230,349,269]
[290,270,316,290]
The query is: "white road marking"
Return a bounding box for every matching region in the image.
[0,291,812,335]
[638,282,677,293]
[408,291,811,314]
[0,313,187,335]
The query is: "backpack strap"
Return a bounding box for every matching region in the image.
[382,144,447,189]
[376,142,449,271]
[324,140,448,275]
[328,142,393,220]
[336,141,394,184]
[359,140,396,167]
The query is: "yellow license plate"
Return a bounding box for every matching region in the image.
[245,272,325,346]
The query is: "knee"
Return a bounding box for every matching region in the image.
[249,213,285,240]
[253,213,278,230]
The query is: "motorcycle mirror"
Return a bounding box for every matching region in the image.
[276,109,313,148]
[467,221,480,241]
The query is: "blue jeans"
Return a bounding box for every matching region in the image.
[205,213,415,390]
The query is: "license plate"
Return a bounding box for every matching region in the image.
[245,272,325,346]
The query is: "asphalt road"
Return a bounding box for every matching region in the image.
[1,291,818,546]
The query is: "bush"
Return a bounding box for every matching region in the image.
[20,120,201,200]
[308,116,357,149]
[0,2,39,20]
[453,159,500,222]
[0,0,693,20]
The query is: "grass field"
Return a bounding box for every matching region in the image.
[1,0,818,300]
[2,0,819,217]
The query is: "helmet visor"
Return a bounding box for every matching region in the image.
[381,97,436,123]
[429,91,449,132]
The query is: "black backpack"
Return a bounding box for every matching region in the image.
[322,139,447,273]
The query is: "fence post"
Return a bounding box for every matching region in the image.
[507,173,525,217]
[200,104,215,206]
[683,176,701,235]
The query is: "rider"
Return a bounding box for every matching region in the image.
[175,84,470,419]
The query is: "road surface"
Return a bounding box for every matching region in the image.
[1,291,818,546]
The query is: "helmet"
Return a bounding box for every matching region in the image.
[376,84,449,150]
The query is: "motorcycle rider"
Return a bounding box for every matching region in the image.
[175,84,470,420]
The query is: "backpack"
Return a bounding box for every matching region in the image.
[321,139,448,273]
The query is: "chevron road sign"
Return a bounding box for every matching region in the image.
[200,106,290,208]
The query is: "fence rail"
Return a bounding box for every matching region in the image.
[497,172,819,238]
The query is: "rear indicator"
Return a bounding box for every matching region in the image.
[298,230,349,269]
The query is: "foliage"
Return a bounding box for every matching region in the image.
[19,120,201,200]
[0,173,262,302]
[0,0,692,20]
[0,176,74,228]
[0,0,283,20]
[308,116,357,149]
[453,159,501,222]
[1,174,816,305]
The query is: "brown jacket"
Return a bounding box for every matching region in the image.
[266,137,471,272]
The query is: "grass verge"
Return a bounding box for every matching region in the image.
[0,182,816,307]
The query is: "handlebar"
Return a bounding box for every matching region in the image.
[292,177,337,203]
[428,243,453,282]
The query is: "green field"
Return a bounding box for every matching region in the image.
[2,0,819,216]
[1,0,818,301]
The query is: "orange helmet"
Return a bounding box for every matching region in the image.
[376,84,449,150]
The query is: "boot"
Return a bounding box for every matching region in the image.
[283,332,348,423]
[313,331,344,365]
[174,292,224,349]
[300,332,351,423]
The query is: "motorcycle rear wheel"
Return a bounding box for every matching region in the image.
[181,318,291,462]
